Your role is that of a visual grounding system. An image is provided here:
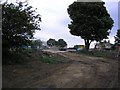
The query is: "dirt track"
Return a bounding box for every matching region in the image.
[3,52,118,88]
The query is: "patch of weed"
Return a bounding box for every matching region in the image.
[41,55,59,64]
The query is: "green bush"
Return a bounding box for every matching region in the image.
[2,49,42,65]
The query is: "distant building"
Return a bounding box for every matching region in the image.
[74,45,85,51]
[95,40,112,50]
[28,46,31,49]
[77,45,85,51]
[21,45,28,49]
[67,47,76,52]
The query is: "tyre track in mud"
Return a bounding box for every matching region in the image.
[26,52,118,88]
[3,51,118,88]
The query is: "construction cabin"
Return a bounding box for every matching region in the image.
[74,45,85,51]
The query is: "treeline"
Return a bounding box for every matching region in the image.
[47,38,67,48]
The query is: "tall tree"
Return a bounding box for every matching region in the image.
[2,2,41,52]
[47,39,57,47]
[57,39,67,48]
[67,1,114,50]
[115,29,120,45]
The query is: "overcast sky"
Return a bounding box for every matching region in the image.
[2,0,119,48]
[28,0,119,48]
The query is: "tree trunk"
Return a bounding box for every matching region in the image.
[84,39,90,51]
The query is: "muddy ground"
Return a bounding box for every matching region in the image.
[2,51,119,88]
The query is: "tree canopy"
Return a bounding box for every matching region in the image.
[2,2,41,52]
[67,1,114,50]
[31,39,43,49]
[58,39,67,48]
[115,29,120,45]
[47,38,67,48]
[47,39,57,47]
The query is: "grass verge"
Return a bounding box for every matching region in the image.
[76,50,118,59]
[3,49,68,65]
